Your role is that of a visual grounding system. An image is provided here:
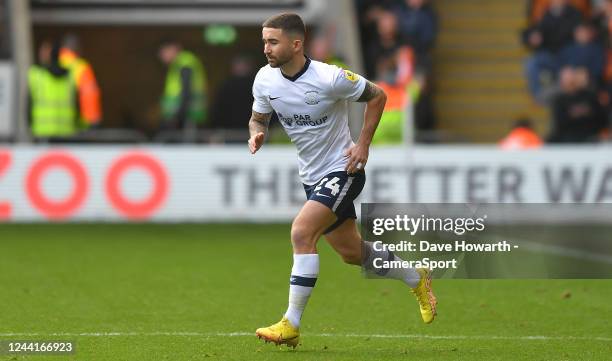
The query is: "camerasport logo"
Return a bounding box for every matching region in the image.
[0,149,169,220]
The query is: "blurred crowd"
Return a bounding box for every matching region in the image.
[29,35,243,143]
[356,0,438,143]
[27,0,612,146]
[29,36,102,139]
[522,0,612,144]
[29,0,440,145]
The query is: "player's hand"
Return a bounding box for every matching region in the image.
[248,132,265,154]
[344,143,368,174]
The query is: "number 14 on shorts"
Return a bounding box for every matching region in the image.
[315,177,341,196]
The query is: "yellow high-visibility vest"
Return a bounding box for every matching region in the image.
[28,66,77,137]
[161,51,207,124]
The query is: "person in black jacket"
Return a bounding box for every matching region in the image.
[549,66,608,142]
[209,55,256,137]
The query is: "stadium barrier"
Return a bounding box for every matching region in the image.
[0,145,611,222]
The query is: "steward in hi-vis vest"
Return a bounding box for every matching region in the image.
[159,41,207,128]
[60,48,102,127]
[28,41,79,138]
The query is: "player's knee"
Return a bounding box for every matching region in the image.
[340,248,361,265]
[291,226,317,252]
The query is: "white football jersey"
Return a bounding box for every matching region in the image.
[252,57,367,185]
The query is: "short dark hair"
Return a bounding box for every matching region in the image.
[262,13,306,39]
[513,117,533,129]
[159,38,180,49]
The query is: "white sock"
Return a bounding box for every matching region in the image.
[363,241,421,288]
[284,253,319,328]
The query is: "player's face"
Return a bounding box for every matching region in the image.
[262,27,296,68]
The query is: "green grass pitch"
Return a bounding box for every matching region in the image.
[0,224,610,360]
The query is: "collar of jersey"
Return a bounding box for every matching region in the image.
[281,56,311,82]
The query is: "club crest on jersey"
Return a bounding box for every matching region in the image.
[343,69,359,83]
[304,90,320,105]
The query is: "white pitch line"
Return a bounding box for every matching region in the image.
[489,235,612,265]
[0,332,610,342]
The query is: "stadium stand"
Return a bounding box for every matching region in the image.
[432,0,547,142]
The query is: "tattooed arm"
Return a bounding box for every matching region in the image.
[248,110,272,154]
[356,80,387,145]
[345,80,387,173]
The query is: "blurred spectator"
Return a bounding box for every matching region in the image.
[523,0,583,102]
[28,41,79,138]
[392,0,438,133]
[528,0,591,24]
[592,0,612,103]
[549,66,608,142]
[308,27,348,68]
[356,0,398,77]
[210,54,256,131]
[591,0,612,45]
[392,0,438,71]
[393,0,438,132]
[60,34,102,128]
[369,11,414,144]
[559,22,605,83]
[158,40,208,131]
[372,11,413,85]
[499,118,543,149]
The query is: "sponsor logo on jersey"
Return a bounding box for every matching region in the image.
[343,69,359,83]
[278,112,295,127]
[278,112,293,126]
[278,113,329,128]
[295,116,328,127]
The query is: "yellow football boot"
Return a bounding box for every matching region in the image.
[255,317,300,348]
[411,268,437,324]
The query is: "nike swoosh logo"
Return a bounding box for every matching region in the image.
[269,96,281,100]
[316,192,332,198]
